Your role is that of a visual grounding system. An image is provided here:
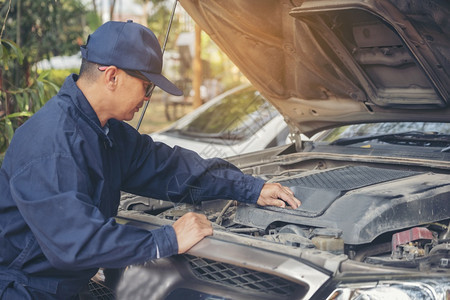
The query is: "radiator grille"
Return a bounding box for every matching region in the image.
[185,255,298,297]
[88,280,115,300]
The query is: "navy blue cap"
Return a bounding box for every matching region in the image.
[81,20,182,96]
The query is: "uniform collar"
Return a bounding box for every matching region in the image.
[61,74,114,148]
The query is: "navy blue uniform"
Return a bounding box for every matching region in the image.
[0,75,264,298]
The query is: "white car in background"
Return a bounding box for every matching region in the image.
[150,84,290,158]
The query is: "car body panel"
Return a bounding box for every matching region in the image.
[115,211,405,300]
[178,0,450,136]
[151,117,288,159]
[150,84,290,158]
[116,210,446,299]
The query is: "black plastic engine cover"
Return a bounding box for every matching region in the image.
[235,166,450,245]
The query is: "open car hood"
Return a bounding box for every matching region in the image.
[179,0,450,136]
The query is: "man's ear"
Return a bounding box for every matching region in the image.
[103,66,119,91]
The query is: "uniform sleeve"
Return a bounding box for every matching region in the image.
[119,129,265,205]
[9,153,178,270]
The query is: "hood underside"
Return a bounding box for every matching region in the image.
[179,0,450,136]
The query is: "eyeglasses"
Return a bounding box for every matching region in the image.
[98,66,155,98]
[122,69,155,98]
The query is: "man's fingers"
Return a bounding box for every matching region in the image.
[287,197,301,209]
[282,186,295,196]
[264,199,286,208]
[279,191,301,209]
[173,212,213,254]
[257,183,302,209]
[274,185,301,209]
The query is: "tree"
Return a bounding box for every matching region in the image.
[0,0,87,87]
[0,0,82,164]
[135,0,181,49]
[0,38,59,164]
[192,23,202,108]
[109,0,117,21]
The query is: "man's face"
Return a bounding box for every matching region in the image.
[113,70,153,122]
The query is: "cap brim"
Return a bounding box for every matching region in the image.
[141,71,183,96]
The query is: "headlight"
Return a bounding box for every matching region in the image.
[327,279,450,300]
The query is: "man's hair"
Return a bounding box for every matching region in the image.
[79,59,101,81]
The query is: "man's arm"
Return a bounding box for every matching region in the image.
[10,154,179,269]
[120,129,265,205]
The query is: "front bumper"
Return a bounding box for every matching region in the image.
[115,211,447,300]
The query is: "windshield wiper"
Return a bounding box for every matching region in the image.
[331,131,450,147]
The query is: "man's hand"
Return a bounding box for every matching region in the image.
[172,212,213,254]
[257,183,301,209]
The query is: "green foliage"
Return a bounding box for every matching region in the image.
[1,0,86,88]
[85,11,102,32]
[43,68,79,87]
[0,0,87,165]
[0,39,59,163]
[0,39,24,67]
[145,0,181,50]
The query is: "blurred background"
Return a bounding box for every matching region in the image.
[0,0,250,160]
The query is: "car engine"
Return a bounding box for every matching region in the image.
[121,161,450,273]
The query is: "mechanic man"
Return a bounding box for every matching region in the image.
[0,21,300,299]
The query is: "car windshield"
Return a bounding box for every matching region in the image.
[171,87,279,140]
[319,122,450,146]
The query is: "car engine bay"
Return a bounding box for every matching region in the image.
[120,147,450,274]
